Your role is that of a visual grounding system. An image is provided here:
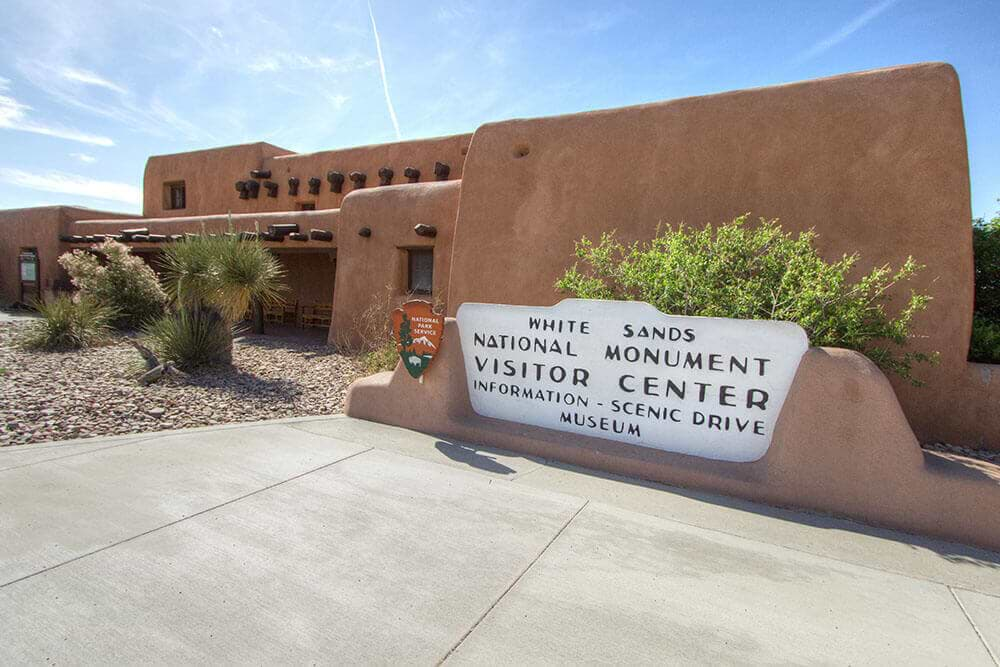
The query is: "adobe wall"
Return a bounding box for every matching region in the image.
[261,134,471,213]
[0,207,134,304]
[346,320,1000,552]
[142,134,470,218]
[280,252,337,309]
[330,181,461,346]
[143,143,293,217]
[447,62,997,448]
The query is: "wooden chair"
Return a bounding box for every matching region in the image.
[299,304,332,329]
[263,303,285,325]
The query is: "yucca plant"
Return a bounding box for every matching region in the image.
[20,295,115,351]
[143,307,233,368]
[146,227,286,369]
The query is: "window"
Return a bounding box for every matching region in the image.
[297,202,316,211]
[407,249,433,295]
[164,181,186,210]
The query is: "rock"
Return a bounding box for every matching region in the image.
[139,364,166,386]
[0,321,364,447]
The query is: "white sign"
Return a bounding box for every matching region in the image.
[456,300,809,462]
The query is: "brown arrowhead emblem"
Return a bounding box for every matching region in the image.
[391,300,444,379]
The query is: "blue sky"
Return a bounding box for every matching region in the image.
[0,0,997,219]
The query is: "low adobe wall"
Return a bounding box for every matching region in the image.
[330,181,462,346]
[447,62,997,449]
[346,320,1000,552]
[0,206,135,304]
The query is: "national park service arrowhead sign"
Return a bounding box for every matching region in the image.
[392,300,444,379]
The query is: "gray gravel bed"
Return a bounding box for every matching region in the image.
[0,321,364,446]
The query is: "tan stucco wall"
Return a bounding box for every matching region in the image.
[446,62,994,447]
[0,207,135,304]
[330,181,461,346]
[142,135,470,218]
[280,252,337,309]
[143,143,294,218]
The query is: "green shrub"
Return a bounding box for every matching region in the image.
[973,208,1000,322]
[556,215,936,383]
[58,240,167,329]
[143,307,233,369]
[20,295,115,351]
[363,339,399,374]
[971,204,1000,363]
[970,315,1000,364]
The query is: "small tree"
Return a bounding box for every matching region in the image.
[556,215,936,383]
[58,240,167,329]
[146,232,286,368]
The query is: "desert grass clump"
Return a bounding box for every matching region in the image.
[142,307,233,369]
[20,295,115,351]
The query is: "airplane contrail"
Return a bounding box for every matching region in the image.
[367,1,401,140]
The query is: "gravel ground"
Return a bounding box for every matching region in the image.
[2,319,999,465]
[1,321,365,446]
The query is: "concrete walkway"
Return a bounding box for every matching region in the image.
[2,416,999,664]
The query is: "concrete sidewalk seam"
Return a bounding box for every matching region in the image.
[0,446,375,590]
[0,437,161,473]
[438,499,590,665]
[510,467,1000,594]
[950,586,1000,666]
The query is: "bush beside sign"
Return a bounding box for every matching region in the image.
[456,299,809,462]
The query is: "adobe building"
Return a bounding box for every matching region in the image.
[1,62,997,456]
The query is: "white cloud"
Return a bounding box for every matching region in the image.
[796,0,899,62]
[248,52,374,73]
[70,152,97,163]
[0,88,115,147]
[0,168,140,205]
[324,93,350,110]
[16,58,207,143]
[58,67,128,95]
